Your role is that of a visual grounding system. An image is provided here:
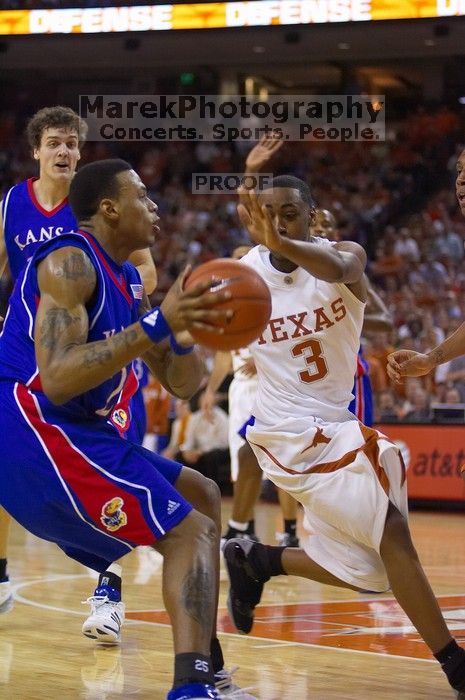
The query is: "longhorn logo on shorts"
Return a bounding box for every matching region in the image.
[100,497,128,532]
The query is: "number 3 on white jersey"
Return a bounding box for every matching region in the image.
[292,338,328,383]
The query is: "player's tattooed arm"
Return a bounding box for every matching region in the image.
[35,247,155,405]
[39,308,84,351]
[55,251,96,281]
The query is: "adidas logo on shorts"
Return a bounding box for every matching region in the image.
[167,500,180,515]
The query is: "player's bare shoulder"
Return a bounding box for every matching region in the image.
[37,245,96,304]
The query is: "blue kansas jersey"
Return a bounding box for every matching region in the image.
[0,231,142,432]
[2,177,76,281]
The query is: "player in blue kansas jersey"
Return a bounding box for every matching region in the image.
[0,159,253,700]
[0,106,156,626]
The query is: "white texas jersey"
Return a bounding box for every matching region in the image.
[241,242,365,425]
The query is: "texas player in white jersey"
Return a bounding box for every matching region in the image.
[205,245,299,545]
[223,176,465,698]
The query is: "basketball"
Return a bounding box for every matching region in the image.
[184,258,271,351]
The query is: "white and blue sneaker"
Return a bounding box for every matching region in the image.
[82,584,125,644]
[0,579,13,615]
[166,682,220,699]
[214,667,258,698]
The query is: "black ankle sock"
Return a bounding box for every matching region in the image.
[98,569,122,595]
[0,559,7,582]
[434,639,465,690]
[252,544,286,579]
[284,519,297,537]
[210,637,224,674]
[173,652,214,688]
[246,520,256,536]
[266,545,287,577]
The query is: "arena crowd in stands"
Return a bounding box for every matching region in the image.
[1,103,464,423]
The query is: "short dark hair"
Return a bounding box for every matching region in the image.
[69,159,132,222]
[26,106,88,151]
[266,175,316,207]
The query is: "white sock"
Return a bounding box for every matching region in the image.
[228,519,249,532]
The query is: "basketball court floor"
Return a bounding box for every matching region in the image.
[1,501,465,699]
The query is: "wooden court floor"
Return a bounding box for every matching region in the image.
[1,502,465,699]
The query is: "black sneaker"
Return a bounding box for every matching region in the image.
[223,539,268,634]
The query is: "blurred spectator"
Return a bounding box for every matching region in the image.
[142,375,173,454]
[161,399,193,462]
[402,387,432,423]
[377,389,401,423]
[179,390,230,492]
[393,227,420,263]
[444,387,462,404]
[398,377,424,417]
[364,332,395,390]
[444,356,465,402]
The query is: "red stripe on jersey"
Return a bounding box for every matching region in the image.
[16,383,156,545]
[28,373,43,391]
[79,230,133,305]
[27,178,68,218]
[355,374,364,421]
[111,366,140,436]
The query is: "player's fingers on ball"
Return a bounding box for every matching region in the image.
[194,307,233,324]
[183,277,217,296]
[195,287,232,306]
[191,320,225,334]
[178,265,192,288]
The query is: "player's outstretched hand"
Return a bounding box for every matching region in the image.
[387,349,434,383]
[245,133,284,174]
[160,266,233,336]
[237,188,282,252]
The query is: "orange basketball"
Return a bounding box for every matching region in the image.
[184,258,271,351]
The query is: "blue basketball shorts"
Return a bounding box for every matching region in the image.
[0,381,192,572]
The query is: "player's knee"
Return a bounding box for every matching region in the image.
[193,471,221,504]
[157,509,217,555]
[192,474,222,526]
[186,510,218,548]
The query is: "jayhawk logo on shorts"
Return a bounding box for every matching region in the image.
[100,497,128,532]
[111,408,128,430]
